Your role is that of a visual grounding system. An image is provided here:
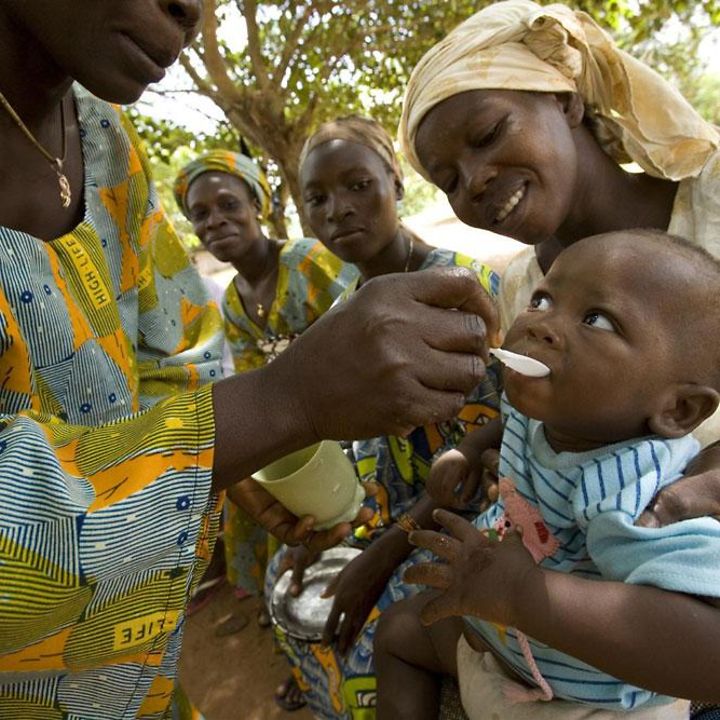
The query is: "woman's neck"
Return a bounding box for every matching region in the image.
[0,11,84,239]
[357,226,430,280]
[0,10,72,123]
[232,236,278,285]
[555,125,679,248]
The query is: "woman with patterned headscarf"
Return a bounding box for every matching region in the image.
[383,2,720,719]
[263,115,502,716]
[399,0,719,334]
[174,150,358,630]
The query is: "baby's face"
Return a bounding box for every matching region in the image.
[502,236,681,450]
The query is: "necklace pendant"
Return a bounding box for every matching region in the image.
[256,303,266,318]
[57,172,72,208]
[54,159,71,208]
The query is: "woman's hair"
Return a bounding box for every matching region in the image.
[399,0,718,183]
[173,150,272,219]
[299,115,403,187]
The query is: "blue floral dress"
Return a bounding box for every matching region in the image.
[265,248,501,720]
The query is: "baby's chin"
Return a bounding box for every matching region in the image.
[503,373,551,418]
[504,388,614,450]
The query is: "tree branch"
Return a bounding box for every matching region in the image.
[179,53,218,100]
[199,0,245,103]
[274,4,313,88]
[240,0,271,92]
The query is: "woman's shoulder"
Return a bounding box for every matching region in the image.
[670,149,720,259]
[73,84,149,183]
[278,236,324,262]
[279,236,342,262]
[74,85,128,140]
[280,237,359,286]
[421,245,490,272]
[422,246,500,295]
[498,247,541,332]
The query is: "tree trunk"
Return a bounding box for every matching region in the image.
[225,105,313,238]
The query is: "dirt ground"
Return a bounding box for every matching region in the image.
[179,582,314,720]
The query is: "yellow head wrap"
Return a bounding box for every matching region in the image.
[299,115,403,184]
[399,0,718,182]
[173,149,272,219]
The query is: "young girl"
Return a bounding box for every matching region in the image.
[265,115,501,717]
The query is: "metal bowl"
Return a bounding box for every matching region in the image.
[270,546,362,641]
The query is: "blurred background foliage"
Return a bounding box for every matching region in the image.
[133,0,720,246]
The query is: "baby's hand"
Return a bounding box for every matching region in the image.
[426,449,481,508]
[404,508,539,628]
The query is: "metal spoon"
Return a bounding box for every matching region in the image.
[490,348,550,377]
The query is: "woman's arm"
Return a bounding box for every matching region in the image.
[212,268,500,487]
[513,567,720,700]
[321,493,439,653]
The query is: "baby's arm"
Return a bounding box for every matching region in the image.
[406,509,720,703]
[426,416,503,508]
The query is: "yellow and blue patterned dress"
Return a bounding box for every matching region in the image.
[265,248,501,720]
[222,240,358,596]
[0,87,224,719]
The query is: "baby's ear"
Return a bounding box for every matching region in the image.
[648,384,720,438]
[395,177,405,202]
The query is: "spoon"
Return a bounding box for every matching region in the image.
[490,348,550,377]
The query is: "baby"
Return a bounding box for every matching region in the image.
[374,229,720,720]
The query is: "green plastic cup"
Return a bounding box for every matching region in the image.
[252,441,365,530]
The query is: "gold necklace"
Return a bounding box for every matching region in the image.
[404,235,415,272]
[0,89,71,208]
[255,242,280,319]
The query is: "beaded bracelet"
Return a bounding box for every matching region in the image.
[396,513,421,533]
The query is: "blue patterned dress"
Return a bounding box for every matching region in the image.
[265,248,501,720]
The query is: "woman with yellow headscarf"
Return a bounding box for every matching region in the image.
[399,0,719,333]
[174,151,358,629]
[386,2,720,719]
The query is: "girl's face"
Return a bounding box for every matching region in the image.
[1,0,201,103]
[415,89,581,246]
[186,172,265,265]
[300,139,401,264]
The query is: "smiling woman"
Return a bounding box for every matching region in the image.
[173,150,359,371]
[394,2,720,718]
